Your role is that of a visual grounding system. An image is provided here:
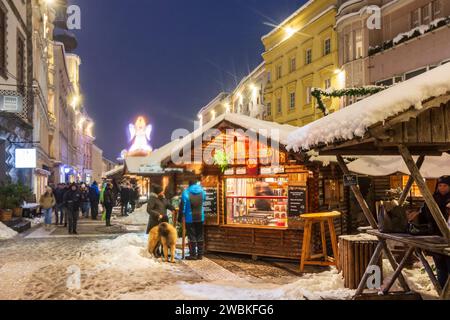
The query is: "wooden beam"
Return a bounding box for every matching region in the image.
[415,248,442,296]
[382,247,414,295]
[398,145,450,239]
[442,277,450,300]
[380,240,411,292]
[336,155,378,228]
[398,155,425,206]
[354,242,384,297]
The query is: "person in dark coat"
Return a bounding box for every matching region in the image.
[419,175,450,289]
[103,183,115,227]
[89,181,100,220]
[79,184,91,218]
[63,183,81,235]
[129,184,139,213]
[54,183,67,226]
[120,182,131,217]
[146,185,174,234]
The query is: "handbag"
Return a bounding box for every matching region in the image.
[408,222,434,236]
[377,201,408,233]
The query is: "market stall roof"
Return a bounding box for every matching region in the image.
[105,165,124,178]
[347,153,450,178]
[287,63,450,154]
[125,138,182,174]
[160,113,306,165]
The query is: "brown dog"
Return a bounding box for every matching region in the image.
[147,222,177,263]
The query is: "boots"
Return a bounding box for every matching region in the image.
[197,242,204,260]
[186,242,197,260]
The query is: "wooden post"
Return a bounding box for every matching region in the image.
[442,277,450,300]
[182,216,186,259]
[380,240,411,292]
[415,248,442,295]
[354,242,383,297]
[336,155,378,228]
[398,145,450,239]
[382,247,414,294]
[398,155,425,206]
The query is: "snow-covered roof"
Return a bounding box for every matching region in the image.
[347,154,450,179]
[287,63,450,152]
[105,165,124,178]
[125,139,182,174]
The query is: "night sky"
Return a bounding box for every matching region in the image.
[72,0,307,160]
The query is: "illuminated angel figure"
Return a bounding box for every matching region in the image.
[128,116,153,156]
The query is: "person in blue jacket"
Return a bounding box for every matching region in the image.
[181,180,207,260]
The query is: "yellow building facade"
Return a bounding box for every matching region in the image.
[262,0,342,127]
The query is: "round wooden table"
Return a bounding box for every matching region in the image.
[300,211,342,272]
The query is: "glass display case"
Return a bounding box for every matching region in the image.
[226,177,288,228]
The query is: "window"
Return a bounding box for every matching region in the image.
[355,29,363,59]
[376,78,393,87]
[289,57,296,73]
[405,67,427,80]
[276,98,282,114]
[433,0,441,18]
[411,8,420,28]
[305,49,312,65]
[422,4,431,25]
[305,87,312,104]
[17,33,26,94]
[226,177,289,228]
[344,34,352,63]
[324,38,331,56]
[324,79,331,90]
[289,92,295,110]
[276,65,282,79]
[0,6,6,77]
[266,103,271,116]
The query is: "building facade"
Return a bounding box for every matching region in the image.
[197,92,229,126]
[91,144,103,183]
[262,0,341,127]
[0,0,33,186]
[337,0,450,105]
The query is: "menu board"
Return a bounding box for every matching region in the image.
[288,186,307,216]
[204,188,218,217]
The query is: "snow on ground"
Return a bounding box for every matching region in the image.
[0,222,18,240]
[287,63,450,151]
[118,206,149,225]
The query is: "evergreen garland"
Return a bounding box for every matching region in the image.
[312,86,388,116]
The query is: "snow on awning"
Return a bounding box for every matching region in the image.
[287,63,450,152]
[347,153,450,178]
[105,165,124,178]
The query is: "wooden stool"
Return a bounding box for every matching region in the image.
[300,212,341,272]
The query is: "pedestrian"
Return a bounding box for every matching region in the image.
[64,183,81,235]
[146,184,175,234]
[170,187,183,225]
[419,175,450,289]
[89,181,100,220]
[112,178,120,207]
[54,183,67,226]
[103,182,115,227]
[181,180,206,260]
[80,183,91,219]
[129,184,139,213]
[120,182,131,216]
[39,186,56,230]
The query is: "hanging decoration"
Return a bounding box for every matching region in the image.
[213,150,231,173]
[312,86,389,116]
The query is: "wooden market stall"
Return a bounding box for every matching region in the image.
[287,63,450,299]
[159,113,350,260]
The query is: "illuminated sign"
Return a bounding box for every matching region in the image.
[0,95,23,112]
[127,116,153,157]
[15,149,37,169]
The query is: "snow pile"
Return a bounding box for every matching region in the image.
[287,63,450,151]
[93,233,178,272]
[393,17,448,45]
[119,207,148,225]
[24,216,44,227]
[0,222,18,240]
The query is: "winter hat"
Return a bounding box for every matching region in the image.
[152,185,163,195]
[437,176,450,187]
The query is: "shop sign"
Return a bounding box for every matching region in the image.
[224,168,234,175]
[235,167,247,175]
[204,188,218,217]
[343,174,358,187]
[0,95,23,112]
[288,185,307,216]
[260,166,285,175]
[15,149,36,169]
[139,164,164,174]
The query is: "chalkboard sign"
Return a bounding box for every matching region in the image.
[204,188,218,217]
[343,174,358,187]
[288,186,307,217]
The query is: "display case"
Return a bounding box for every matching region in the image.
[225,177,289,228]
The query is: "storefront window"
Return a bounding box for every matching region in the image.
[226,177,288,228]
